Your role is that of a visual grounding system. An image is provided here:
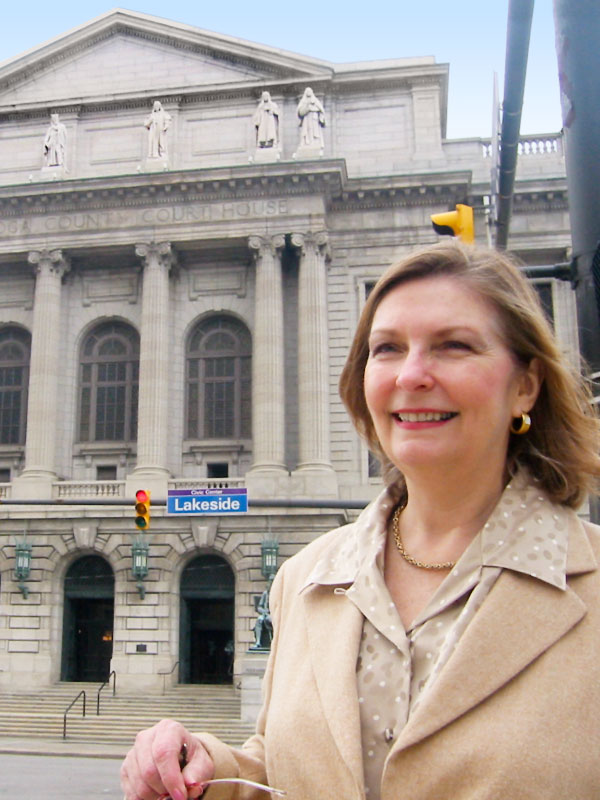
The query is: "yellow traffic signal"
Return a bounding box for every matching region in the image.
[135,489,151,530]
[431,203,474,244]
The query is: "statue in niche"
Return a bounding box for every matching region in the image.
[297,87,326,150]
[144,101,172,159]
[43,113,67,167]
[253,91,280,149]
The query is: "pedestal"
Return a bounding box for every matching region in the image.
[250,147,281,163]
[241,651,269,724]
[41,165,66,180]
[143,158,169,172]
[293,144,323,160]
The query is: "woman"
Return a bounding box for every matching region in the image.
[121,241,600,800]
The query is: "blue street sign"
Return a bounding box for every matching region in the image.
[167,487,248,515]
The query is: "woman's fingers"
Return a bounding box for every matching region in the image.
[120,720,213,800]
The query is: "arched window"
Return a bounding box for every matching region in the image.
[0,326,31,446]
[78,321,139,443]
[186,316,251,439]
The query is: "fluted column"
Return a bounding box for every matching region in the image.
[14,249,70,496]
[292,232,337,495]
[132,242,173,483]
[248,234,286,472]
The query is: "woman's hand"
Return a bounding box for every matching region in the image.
[120,719,215,800]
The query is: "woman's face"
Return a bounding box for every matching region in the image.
[364,276,540,481]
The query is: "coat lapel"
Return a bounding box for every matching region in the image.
[302,584,365,790]
[394,518,596,753]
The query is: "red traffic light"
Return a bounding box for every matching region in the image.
[134,489,151,530]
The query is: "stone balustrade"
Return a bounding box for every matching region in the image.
[482,134,563,158]
[169,477,246,491]
[53,480,126,499]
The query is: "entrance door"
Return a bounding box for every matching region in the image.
[179,555,234,684]
[61,555,115,682]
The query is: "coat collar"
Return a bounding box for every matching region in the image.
[301,470,576,595]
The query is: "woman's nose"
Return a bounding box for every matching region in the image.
[394,350,434,391]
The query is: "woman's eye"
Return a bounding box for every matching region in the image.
[441,340,472,351]
[370,342,396,356]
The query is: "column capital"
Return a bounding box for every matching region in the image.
[135,241,175,270]
[28,249,71,278]
[248,233,286,259]
[290,231,330,261]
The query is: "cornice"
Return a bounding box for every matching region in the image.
[0,158,567,220]
[330,171,470,211]
[0,160,347,218]
[471,179,569,213]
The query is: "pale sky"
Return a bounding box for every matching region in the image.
[1,0,562,140]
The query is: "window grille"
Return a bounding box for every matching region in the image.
[0,327,31,446]
[78,321,139,442]
[186,316,251,440]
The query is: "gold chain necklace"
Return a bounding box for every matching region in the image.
[391,505,456,571]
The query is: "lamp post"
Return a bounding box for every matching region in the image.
[131,535,149,599]
[260,538,279,581]
[14,536,32,599]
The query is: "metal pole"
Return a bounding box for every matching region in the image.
[495,0,535,249]
[554,0,600,522]
[554,0,600,373]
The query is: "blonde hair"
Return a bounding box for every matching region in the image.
[339,240,600,508]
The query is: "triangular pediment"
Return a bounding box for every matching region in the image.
[0,9,332,107]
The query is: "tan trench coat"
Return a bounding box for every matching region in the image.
[200,506,600,799]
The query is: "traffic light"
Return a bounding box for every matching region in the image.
[431,203,474,244]
[134,489,151,530]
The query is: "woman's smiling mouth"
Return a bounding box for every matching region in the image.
[393,411,458,423]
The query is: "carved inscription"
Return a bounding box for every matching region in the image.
[0,199,289,238]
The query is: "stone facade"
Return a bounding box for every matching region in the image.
[0,10,573,700]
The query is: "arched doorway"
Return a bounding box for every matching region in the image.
[179,554,234,684]
[61,555,114,682]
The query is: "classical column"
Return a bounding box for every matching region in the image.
[291,232,337,495]
[130,242,173,488]
[246,235,288,495]
[14,250,70,497]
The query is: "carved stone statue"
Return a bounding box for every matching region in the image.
[250,580,273,650]
[144,101,172,160]
[296,87,326,152]
[253,91,280,149]
[43,114,67,167]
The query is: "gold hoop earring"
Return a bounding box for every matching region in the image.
[510,413,531,435]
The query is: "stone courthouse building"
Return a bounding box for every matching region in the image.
[0,10,573,699]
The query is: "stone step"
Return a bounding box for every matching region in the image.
[0,683,255,748]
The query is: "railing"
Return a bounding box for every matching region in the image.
[170,478,246,490]
[63,689,86,739]
[97,669,116,715]
[53,480,126,499]
[482,133,563,159]
[0,483,11,500]
[158,660,179,695]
